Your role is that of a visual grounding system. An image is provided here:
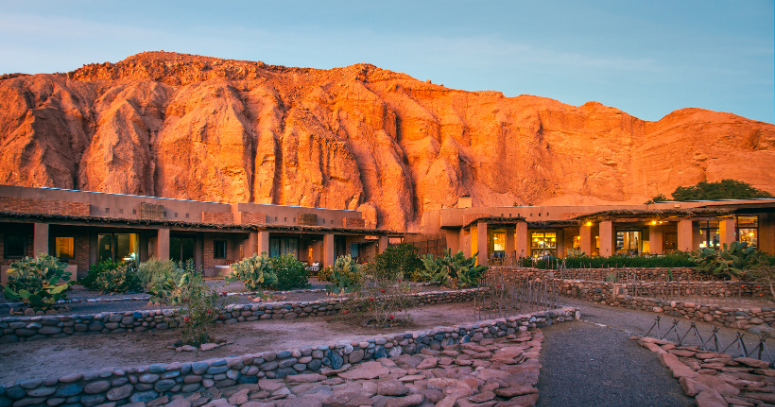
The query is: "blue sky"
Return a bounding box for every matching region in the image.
[1,0,772,123]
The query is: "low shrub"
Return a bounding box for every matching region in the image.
[270,254,310,291]
[2,254,72,311]
[93,265,142,294]
[226,253,278,292]
[345,276,416,327]
[80,259,122,288]
[370,244,423,281]
[137,258,179,291]
[325,255,362,294]
[147,260,195,305]
[522,253,694,269]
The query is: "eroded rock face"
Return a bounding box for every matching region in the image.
[1,51,774,230]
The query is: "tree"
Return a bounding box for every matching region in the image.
[647,180,772,203]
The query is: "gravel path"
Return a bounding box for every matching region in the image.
[559,297,774,361]
[536,320,694,407]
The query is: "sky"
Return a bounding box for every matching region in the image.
[1,0,773,123]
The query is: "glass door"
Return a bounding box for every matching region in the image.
[616,231,641,255]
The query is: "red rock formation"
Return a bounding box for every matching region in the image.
[1,51,773,230]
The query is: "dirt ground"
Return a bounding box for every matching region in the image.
[0,301,479,383]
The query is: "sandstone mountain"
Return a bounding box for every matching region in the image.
[1,51,773,231]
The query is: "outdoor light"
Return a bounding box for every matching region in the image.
[651,220,657,225]
[585,222,592,227]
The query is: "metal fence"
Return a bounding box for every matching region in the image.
[474,273,560,320]
[643,316,775,364]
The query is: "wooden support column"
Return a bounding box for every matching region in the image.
[477,221,488,266]
[555,229,565,258]
[323,234,335,269]
[156,228,170,261]
[516,221,529,258]
[599,221,613,257]
[378,236,389,254]
[580,224,593,256]
[649,225,664,254]
[677,219,694,252]
[33,223,49,256]
[505,226,516,259]
[719,219,737,247]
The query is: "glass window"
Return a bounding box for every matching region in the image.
[4,235,27,258]
[573,235,580,249]
[616,231,641,254]
[699,221,720,249]
[269,237,299,258]
[98,234,113,263]
[214,240,227,259]
[55,237,74,258]
[351,244,359,258]
[488,229,507,254]
[530,232,557,257]
[116,233,139,265]
[737,216,758,249]
[171,237,195,263]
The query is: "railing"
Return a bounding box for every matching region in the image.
[643,316,775,364]
[474,273,560,320]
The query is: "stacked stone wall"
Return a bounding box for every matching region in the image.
[0,289,484,343]
[0,307,578,407]
[492,266,723,281]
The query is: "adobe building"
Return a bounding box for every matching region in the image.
[0,185,395,281]
[421,197,775,265]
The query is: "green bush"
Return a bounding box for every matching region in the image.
[226,253,278,292]
[147,259,195,305]
[137,258,179,291]
[370,243,423,281]
[3,254,72,310]
[270,254,310,291]
[689,241,759,279]
[81,259,121,288]
[93,265,142,294]
[522,253,694,269]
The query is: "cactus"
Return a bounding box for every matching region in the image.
[226,253,278,291]
[689,241,759,279]
[3,254,72,311]
[419,249,488,288]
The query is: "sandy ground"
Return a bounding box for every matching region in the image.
[0,301,480,383]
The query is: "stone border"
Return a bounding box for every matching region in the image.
[0,288,484,344]
[0,307,579,407]
[554,279,775,332]
[635,336,775,406]
[492,266,721,282]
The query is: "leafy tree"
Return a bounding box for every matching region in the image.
[644,194,668,204]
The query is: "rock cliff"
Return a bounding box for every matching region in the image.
[1,51,773,230]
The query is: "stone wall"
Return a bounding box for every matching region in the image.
[553,279,775,331]
[0,307,578,407]
[0,289,484,343]
[492,266,722,282]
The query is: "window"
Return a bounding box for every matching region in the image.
[699,221,720,249]
[487,229,506,255]
[269,237,299,258]
[171,237,195,263]
[214,240,227,259]
[98,233,140,264]
[55,237,74,258]
[531,232,556,257]
[350,244,359,258]
[737,215,759,249]
[616,231,641,254]
[573,235,580,249]
[4,235,27,258]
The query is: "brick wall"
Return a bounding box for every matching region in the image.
[203,234,244,271]
[342,217,365,228]
[201,212,234,224]
[241,212,267,224]
[0,197,89,216]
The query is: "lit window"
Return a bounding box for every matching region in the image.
[737,216,758,249]
[55,237,74,258]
